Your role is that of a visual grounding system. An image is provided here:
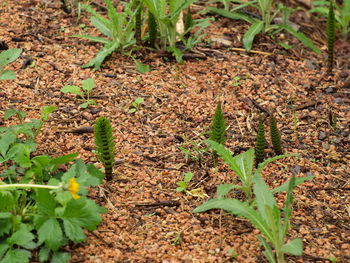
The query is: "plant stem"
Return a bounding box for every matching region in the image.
[0,184,61,190]
[276,249,285,263]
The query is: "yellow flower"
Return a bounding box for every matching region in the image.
[68,178,80,200]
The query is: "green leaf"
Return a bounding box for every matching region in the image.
[281,238,303,256]
[257,236,276,263]
[72,34,109,44]
[183,172,193,182]
[4,109,25,120]
[0,244,10,258]
[0,70,16,80]
[81,78,95,92]
[1,249,31,263]
[41,105,57,121]
[0,130,16,157]
[7,143,32,168]
[90,16,112,38]
[234,148,254,184]
[272,175,313,194]
[243,21,264,52]
[193,198,273,241]
[60,85,84,97]
[51,251,71,263]
[82,41,119,70]
[38,218,64,251]
[128,108,136,113]
[0,48,22,67]
[49,152,79,173]
[207,7,255,24]
[253,174,277,222]
[134,60,151,74]
[63,219,86,243]
[38,247,50,262]
[217,184,242,199]
[8,228,34,247]
[280,25,321,54]
[36,188,56,217]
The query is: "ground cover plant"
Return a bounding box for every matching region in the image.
[0,48,22,80]
[0,0,350,262]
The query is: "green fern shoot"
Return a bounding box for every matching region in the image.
[148,11,157,48]
[255,115,266,167]
[209,102,226,165]
[326,1,335,75]
[270,113,283,155]
[94,117,116,181]
[135,0,143,45]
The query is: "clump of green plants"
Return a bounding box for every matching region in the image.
[310,0,350,40]
[0,48,22,80]
[193,172,304,263]
[208,0,320,53]
[61,78,96,108]
[255,115,266,167]
[0,109,105,263]
[176,172,194,192]
[270,113,283,155]
[326,1,336,75]
[209,102,226,166]
[94,117,116,181]
[73,0,137,69]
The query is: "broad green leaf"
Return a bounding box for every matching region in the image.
[253,174,277,222]
[193,198,273,241]
[49,152,79,173]
[4,109,25,120]
[0,48,22,67]
[207,7,255,24]
[280,25,321,54]
[281,238,303,256]
[7,143,32,168]
[51,251,71,263]
[183,172,193,182]
[7,228,34,247]
[217,184,242,199]
[257,236,275,263]
[243,21,264,52]
[0,192,15,211]
[0,244,9,258]
[83,41,119,70]
[1,249,30,263]
[0,130,16,157]
[36,188,56,217]
[63,219,86,243]
[60,85,84,97]
[38,247,50,262]
[41,105,57,121]
[0,70,16,80]
[272,175,313,194]
[233,148,254,183]
[38,218,64,250]
[81,78,95,92]
[176,181,187,192]
[72,34,109,44]
[62,198,104,231]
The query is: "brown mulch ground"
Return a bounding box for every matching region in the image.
[1,0,349,262]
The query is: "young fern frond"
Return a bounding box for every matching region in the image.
[255,115,266,167]
[135,0,142,45]
[326,1,335,75]
[270,113,283,155]
[148,11,157,48]
[209,102,226,166]
[94,117,115,181]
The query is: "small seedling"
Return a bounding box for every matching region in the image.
[61,78,96,108]
[129,97,144,113]
[0,48,22,80]
[176,172,193,192]
[231,76,241,87]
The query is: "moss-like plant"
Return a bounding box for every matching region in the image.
[148,11,157,48]
[326,1,335,75]
[94,117,116,181]
[209,102,226,165]
[255,115,266,167]
[270,113,283,155]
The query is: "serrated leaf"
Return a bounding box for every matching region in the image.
[38,247,50,262]
[1,249,31,263]
[51,251,71,263]
[243,21,264,52]
[0,48,22,67]
[41,105,57,121]
[63,219,86,243]
[38,218,64,250]
[281,238,303,256]
[8,228,34,247]
[0,130,16,157]
[36,189,56,217]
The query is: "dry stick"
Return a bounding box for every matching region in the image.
[249,98,270,115]
[229,47,272,56]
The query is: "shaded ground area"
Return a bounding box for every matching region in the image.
[0,0,349,262]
